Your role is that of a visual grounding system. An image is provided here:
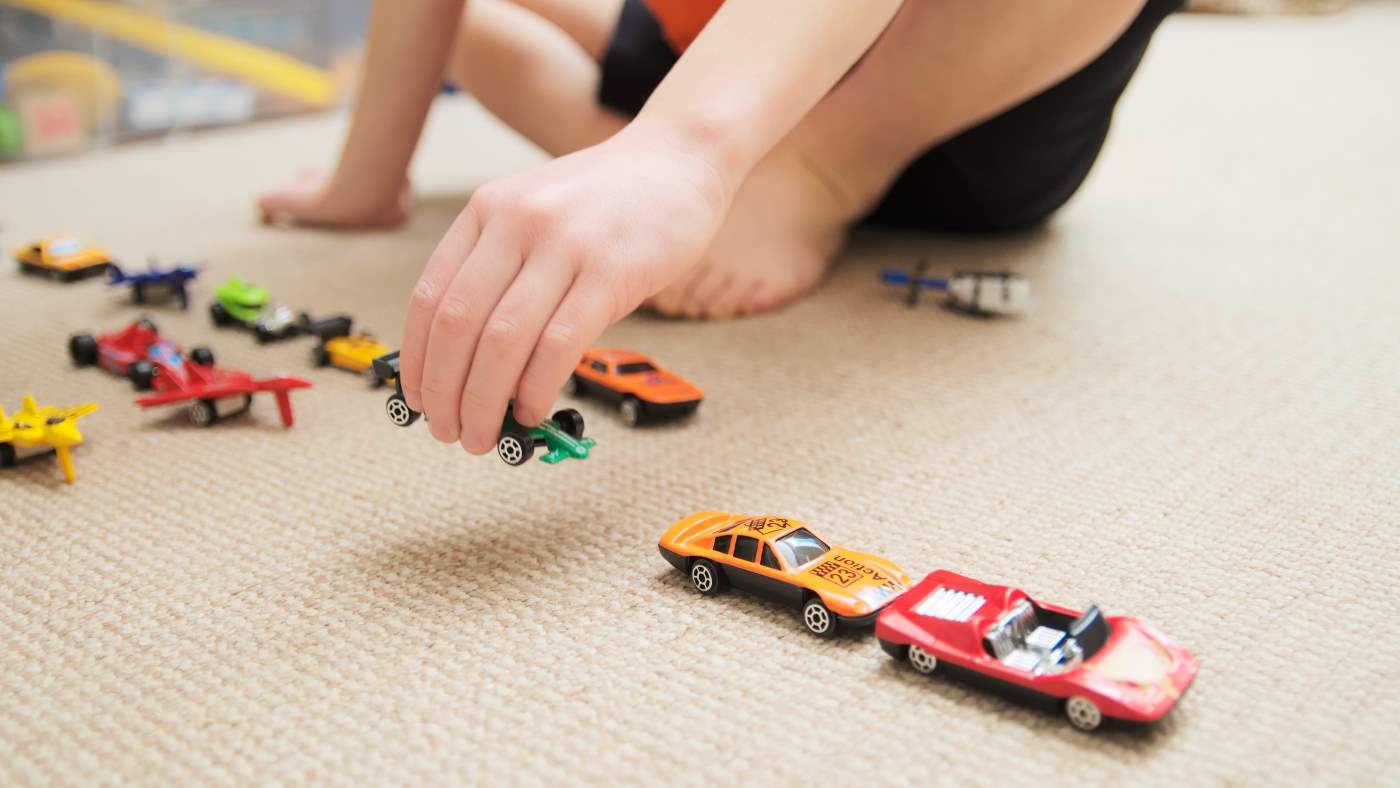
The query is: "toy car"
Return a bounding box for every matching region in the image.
[880,259,1030,316]
[108,258,200,308]
[565,348,703,426]
[0,395,98,483]
[14,236,113,281]
[306,315,392,387]
[69,319,312,428]
[875,570,1198,732]
[373,350,595,465]
[209,276,306,342]
[659,511,909,637]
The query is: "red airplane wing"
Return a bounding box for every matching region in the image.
[134,371,312,427]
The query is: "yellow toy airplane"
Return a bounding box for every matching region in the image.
[0,395,98,483]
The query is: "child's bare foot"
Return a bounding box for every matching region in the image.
[645,138,862,319]
[258,171,413,228]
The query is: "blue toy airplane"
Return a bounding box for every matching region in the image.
[880,259,1030,316]
[107,258,201,309]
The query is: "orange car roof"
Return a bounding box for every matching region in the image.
[586,347,655,365]
[712,515,807,540]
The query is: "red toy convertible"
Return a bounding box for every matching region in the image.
[69,319,311,427]
[876,570,1197,732]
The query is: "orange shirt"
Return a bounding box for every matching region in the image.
[645,0,723,52]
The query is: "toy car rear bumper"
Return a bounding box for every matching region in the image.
[658,544,688,572]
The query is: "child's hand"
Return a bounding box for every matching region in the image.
[258,171,411,228]
[397,125,730,453]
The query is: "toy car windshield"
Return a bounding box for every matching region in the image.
[615,362,657,375]
[1068,605,1110,659]
[49,239,81,255]
[774,528,830,568]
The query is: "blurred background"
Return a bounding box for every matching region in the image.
[0,0,1348,165]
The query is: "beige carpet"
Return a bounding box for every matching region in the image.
[2,6,1398,785]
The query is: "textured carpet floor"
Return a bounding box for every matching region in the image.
[2,6,1398,785]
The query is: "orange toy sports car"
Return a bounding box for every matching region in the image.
[659,511,909,637]
[15,236,113,281]
[565,348,702,426]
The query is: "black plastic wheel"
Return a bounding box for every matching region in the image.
[210,301,231,326]
[0,443,15,468]
[551,408,586,439]
[689,558,728,596]
[620,397,643,427]
[312,345,330,367]
[562,374,582,397]
[385,394,419,427]
[132,283,145,303]
[129,360,155,391]
[254,327,273,343]
[802,597,839,638]
[188,399,217,428]
[496,428,535,466]
[190,346,215,367]
[69,334,98,367]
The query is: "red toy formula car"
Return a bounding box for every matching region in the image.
[876,570,1197,732]
[69,319,311,427]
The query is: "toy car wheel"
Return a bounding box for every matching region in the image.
[551,408,586,439]
[69,334,98,367]
[132,283,146,303]
[689,558,727,595]
[254,327,273,343]
[802,598,838,638]
[620,397,642,427]
[385,394,419,427]
[311,346,330,367]
[562,374,581,396]
[129,360,155,391]
[187,399,217,428]
[908,645,939,675]
[136,318,159,334]
[0,443,15,468]
[1065,696,1103,732]
[363,367,384,388]
[496,429,534,466]
[190,346,215,367]
[210,302,231,326]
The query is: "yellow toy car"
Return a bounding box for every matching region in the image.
[15,236,113,281]
[308,316,394,387]
[659,511,910,637]
[0,395,98,483]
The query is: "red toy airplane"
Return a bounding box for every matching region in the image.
[70,319,312,428]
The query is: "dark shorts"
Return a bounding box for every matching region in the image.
[600,0,1182,233]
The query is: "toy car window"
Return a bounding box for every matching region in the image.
[773,528,830,568]
[733,536,759,563]
[616,362,656,375]
[712,535,732,554]
[591,360,607,372]
[49,239,80,254]
[760,544,781,570]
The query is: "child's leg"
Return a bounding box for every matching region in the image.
[651,0,1180,317]
[444,0,627,157]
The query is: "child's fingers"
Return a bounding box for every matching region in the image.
[400,206,482,414]
[456,256,575,455]
[513,278,616,427]
[416,221,523,443]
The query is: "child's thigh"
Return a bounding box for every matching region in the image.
[866,0,1183,234]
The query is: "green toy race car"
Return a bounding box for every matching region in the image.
[372,351,595,466]
[209,276,306,342]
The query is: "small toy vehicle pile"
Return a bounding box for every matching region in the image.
[306,315,392,387]
[566,348,703,426]
[15,236,113,281]
[373,350,595,465]
[209,276,306,342]
[70,318,311,427]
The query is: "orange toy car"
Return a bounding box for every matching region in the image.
[565,348,702,426]
[15,236,113,281]
[659,511,910,637]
